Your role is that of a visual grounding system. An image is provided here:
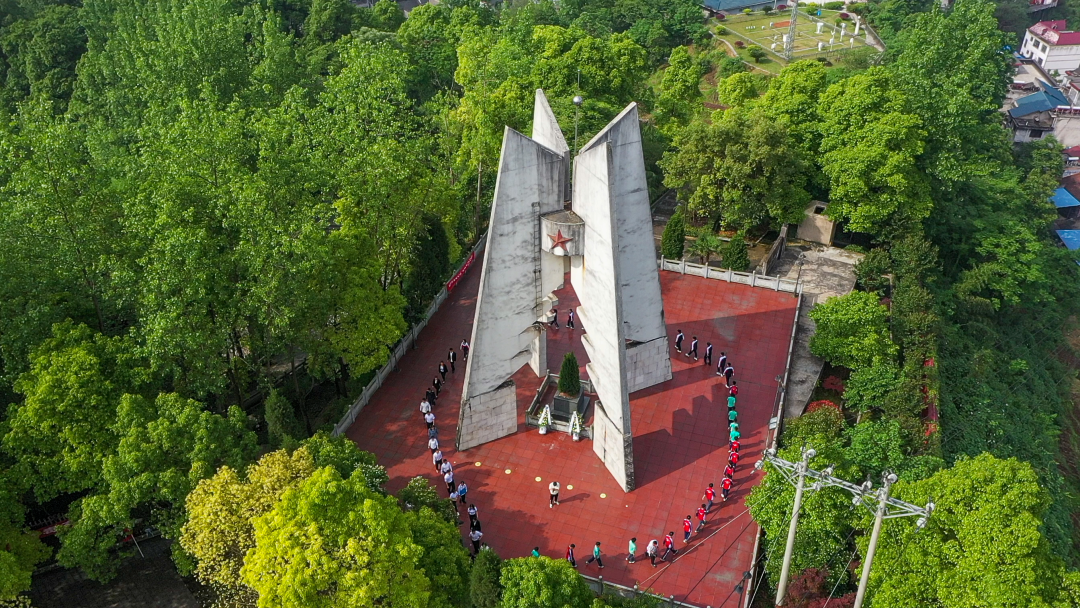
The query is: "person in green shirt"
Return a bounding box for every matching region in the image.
[627,538,637,563]
[532,547,541,558]
[727,395,736,409]
[728,409,737,423]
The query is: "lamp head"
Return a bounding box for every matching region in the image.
[805,448,817,459]
[573,95,583,106]
[885,472,898,484]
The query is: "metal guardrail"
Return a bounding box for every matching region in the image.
[580,573,705,608]
[659,257,803,294]
[332,235,487,436]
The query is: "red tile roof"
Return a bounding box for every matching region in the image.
[1030,21,1080,45]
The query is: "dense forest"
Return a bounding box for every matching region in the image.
[0,0,1078,606]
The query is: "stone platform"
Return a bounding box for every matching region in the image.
[345,252,798,607]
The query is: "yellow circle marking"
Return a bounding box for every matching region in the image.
[475,462,482,466]
[599,493,607,499]
[535,476,542,482]
[505,469,512,474]
[567,485,574,490]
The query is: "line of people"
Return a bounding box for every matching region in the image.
[422,338,491,557]
[673,329,738,389]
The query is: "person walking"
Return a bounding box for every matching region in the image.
[566,543,577,568]
[674,330,684,353]
[426,387,437,405]
[428,436,439,452]
[440,459,453,476]
[420,398,432,418]
[704,342,713,365]
[728,381,738,397]
[548,481,560,507]
[722,476,733,502]
[687,337,699,360]
[696,504,707,532]
[467,504,479,527]
[550,308,559,329]
[532,547,541,557]
[427,426,438,440]
[585,542,604,568]
[729,451,741,468]
[433,449,444,472]
[461,339,470,360]
[728,409,738,425]
[662,532,677,560]
[703,483,716,513]
[717,352,728,376]
[727,393,736,409]
[723,363,735,386]
[567,310,575,329]
[627,538,637,563]
[682,515,693,543]
[470,529,483,555]
[729,421,739,434]
[448,348,457,372]
[729,439,741,454]
[443,470,455,495]
[457,481,468,504]
[647,539,659,567]
[449,487,460,511]
[723,463,735,479]
[433,376,442,396]
[439,362,448,381]
[729,428,741,443]
[425,411,436,429]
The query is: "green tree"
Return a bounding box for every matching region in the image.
[499,556,595,608]
[715,71,757,107]
[372,0,405,32]
[716,56,748,79]
[843,361,900,413]
[656,45,702,124]
[809,291,896,370]
[0,487,49,600]
[470,548,504,608]
[405,509,472,608]
[57,393,257,581]
[722,230,750,271]
[241,467,431,608]
[265,388,303,448]
[403,213,452,324]
[687,228,723,265]
[868,454,1075,608]
[396,4,459,98]
[3,322,147,502]
[558,352,581,396]
[661,206,687,259]
[747,45,767,63]
[661,108,808,230]
[399,477,458,524]
[816,68,930,236]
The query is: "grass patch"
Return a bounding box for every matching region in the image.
[714,9,871,62]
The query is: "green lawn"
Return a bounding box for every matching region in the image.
[716,10,871,60]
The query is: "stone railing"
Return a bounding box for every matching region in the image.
[579,574,704,608]
[332,235,487,436]
[659,257,802,294]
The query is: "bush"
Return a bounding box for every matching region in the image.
[715,25,728,34]
[763,7,773,14]
[661,206,687,258]
[399,477,458,524]
[717,56,748,78]
[809,291,896,370]
[722,230,750,271]
[743,7,753,14]
[748,46,768,62]
[558,352,580,396]
[838,11,850,19]
[854,248,892,293]
[822,0,845,8]
[470,549,504,608]
[265,389,303,448]
[717,13,726,19]
[843,362,899,412]
[776,4,787,8]
[500,557,593,608]
[734,40,746,48]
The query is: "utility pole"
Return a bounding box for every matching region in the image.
[756,453,934,608]
[772,446,815,605]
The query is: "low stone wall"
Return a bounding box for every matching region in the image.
[659,257,803,294]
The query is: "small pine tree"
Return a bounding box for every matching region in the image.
[264,389,301,448]
[661,206,686,259]
[723,230,750,271]
[469,549,504,608]
[558,352,581,396]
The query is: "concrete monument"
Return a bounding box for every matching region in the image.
[457,90,671,491]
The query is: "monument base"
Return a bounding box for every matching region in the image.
[457,380,518,450]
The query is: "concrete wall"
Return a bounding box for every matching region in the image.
[626,337,671,394]
[458,381,519,450]
[532,89,571,202]
[458,127,565,449]
[796,202,835,246]
[573,142,636,491]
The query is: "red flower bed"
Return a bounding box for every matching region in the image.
[717,13,726,19]
[807,400,840,413]
[776,4,787,8]
[839,11,850,18]
[734,40,745,48]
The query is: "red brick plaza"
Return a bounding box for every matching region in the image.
[346,253,798,607]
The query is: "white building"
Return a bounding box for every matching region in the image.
[1021,21,1080,72]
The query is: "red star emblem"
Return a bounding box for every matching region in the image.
[548,229,573,251]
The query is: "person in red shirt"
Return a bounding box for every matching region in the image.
[728,381,738,397]
[682,515,693,543]
[729,439,741,454]
[703,483,716,513]
[662,532,677,561]
[695,504,707,532]
[729,451,740,468]
[721,476,734,501]
[724,464,735,479]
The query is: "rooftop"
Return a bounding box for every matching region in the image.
[344,251,799,607]
[1029,20,1080,45]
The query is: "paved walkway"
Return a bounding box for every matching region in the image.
[345,255,798,607]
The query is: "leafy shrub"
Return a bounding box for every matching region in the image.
[722,230,750,271]
[806,400,840,413]
[747,45,767,62]
[854,248,892,293]
[843,362,899,412]
[717,56,748,78]
[500,557,593,608]
[265,389,303,448]
[399,477,458,524]
[809,291,896,370]
[743,8,753,14]
[716,25,728,34]
[822,1,845,8]
[661,206,686,259]
[558,352,581,396]
[717,13,726,19]
[839,12,850,19]
[470,549,504,608]
[734,40,746,48]
[763,7,773,14]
